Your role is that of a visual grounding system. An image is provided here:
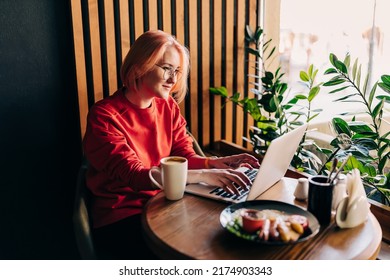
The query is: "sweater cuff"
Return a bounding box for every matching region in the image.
[187,156,208,169]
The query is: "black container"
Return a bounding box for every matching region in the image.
[307,175,335,225]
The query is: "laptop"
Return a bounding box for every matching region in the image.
[185,124,308,203]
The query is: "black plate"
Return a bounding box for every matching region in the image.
[220,200,320,245]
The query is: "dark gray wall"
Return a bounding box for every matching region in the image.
[0,1,82,259]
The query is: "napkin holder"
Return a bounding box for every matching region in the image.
[335,169,370,229]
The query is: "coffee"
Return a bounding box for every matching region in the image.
[164,157,187,164]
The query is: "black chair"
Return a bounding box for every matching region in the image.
[72,160,97,259]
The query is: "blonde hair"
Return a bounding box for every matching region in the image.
[120,30,190,103]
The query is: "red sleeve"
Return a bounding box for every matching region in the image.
[83,105,153,191]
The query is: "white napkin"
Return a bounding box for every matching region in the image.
[346,169,368,212]
[335,168,370,228]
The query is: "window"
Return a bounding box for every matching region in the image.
[278,0,390,123]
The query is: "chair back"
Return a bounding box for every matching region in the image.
[73,161,97,259]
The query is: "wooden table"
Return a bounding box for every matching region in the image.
[142,177,382,259]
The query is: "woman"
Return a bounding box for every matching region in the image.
[83,30,259,259]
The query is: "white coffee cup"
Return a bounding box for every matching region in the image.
[149,156,188,200]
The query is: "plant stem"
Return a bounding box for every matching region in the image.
[318,147,340,175]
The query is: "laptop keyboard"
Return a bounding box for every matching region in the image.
[209,168,258,201]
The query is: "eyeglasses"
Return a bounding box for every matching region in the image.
[155,64,182,80]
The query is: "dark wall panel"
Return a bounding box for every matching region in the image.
[0,0,82,259]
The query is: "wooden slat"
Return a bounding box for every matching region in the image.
[148,0,158,30]
[133,0,144,39]
[88,0,104,102]
[119,0,130,61]
[104,1,117,94]
[263,0,280,73]
[71,0,260,150]
[224,0,234,142]
[245,0,258,145]
[70,0,88,139]
[235,1,246,147]
[188,0,198,140]
[212,0,223,143]
[161,0,171,34]
[201,0,210,147]
[175,0,186,117]
[248,0,258,87]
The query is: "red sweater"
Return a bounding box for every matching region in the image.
[83,89,200,228]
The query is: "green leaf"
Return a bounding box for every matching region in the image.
[376,95,390,103]
[329,53,337,67]
[256,121,278,131]
[379,138,390,145]
[363,164,377,177]
[283,97,299,110]
[328,85,350,94]
[254,27,263,41]
[260,94,277,112]
[348,122,374,133]
[263,38,272,47]
[352,58,358,82]
[324,68,338,74]
[379,157,388,173]
[344,54,351,68]
[266,47,276,60]
[323,79,345,86]
[362,73,370,96]
[352,131,378,142]
[332,117,351,136]
[308,86,320,102]
[308,113,320,122]
[278,83,288,95]
[333,93,358,102]
[300,71,310,82]
[378,82,390,93]
[368,83,378,107]
[356,65,362,88]
[232,92,241,102]
[265,71,274,80]
[372,98,385,119]
[335,60,348,74]
[308,64,313,77]
[379,130,390,140]
[295,94,307,100]
[381,74,390,84]
[378,144,389,157]
[210,86,228,97]
[247,48,260,57]
[347,155,364,170]
[312,69,319,80]
[245,25,254,41]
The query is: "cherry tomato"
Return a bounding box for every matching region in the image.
[241,209,265,233]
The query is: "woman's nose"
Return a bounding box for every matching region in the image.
[166,75,177,83]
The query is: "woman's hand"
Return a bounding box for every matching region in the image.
[187,168,251,195]
[208,153,260,169]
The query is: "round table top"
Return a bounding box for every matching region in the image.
[142,177,382,260]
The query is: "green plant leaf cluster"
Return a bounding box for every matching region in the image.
[210,26,324,172]
[210,27,390,205]
[322,53,390,204]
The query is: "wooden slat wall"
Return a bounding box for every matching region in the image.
[70,0,259,150]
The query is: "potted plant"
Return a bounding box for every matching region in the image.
[210,26,326,175]
[210,26,390,206]
[320,53,390,206]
